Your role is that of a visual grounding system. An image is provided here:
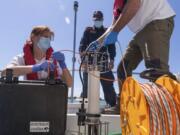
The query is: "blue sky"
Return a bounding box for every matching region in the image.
[0,0,179,98]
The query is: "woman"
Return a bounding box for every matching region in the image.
[2,25,72,87]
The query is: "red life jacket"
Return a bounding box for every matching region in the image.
[113,0,127,20]
[23,41,58,80]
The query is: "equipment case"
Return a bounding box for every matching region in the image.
[0,81,68,135]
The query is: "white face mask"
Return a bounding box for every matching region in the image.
[94,20,103,28]
[37,37,51,52]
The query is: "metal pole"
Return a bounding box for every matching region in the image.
[71,1,78,103]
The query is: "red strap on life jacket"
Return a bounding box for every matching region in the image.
[23,41,58,80]
[113,0,127,20]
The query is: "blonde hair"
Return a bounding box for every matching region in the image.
[30,25,54,38]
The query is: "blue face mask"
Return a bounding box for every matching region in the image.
[37,37,51,52]
[94,20,103,28]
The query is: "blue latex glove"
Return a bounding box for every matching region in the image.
[88,41,101,52]
[52,51,67,69]
[103,31,119,46]
[32,61,55,72]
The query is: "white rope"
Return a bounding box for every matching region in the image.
[141,84,159,135]
[158,84,180,134]
[139,83,180,135]
[152,84,169,135]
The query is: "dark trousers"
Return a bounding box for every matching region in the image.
[117,17,174,92]
[81,71,117,107]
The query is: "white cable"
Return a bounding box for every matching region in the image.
[140,83,180,135]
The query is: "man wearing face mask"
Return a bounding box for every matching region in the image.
[79,11,117,110]
[2,25,72,87]
[88,0,176,114]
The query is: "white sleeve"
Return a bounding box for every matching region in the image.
[6,54,25,68]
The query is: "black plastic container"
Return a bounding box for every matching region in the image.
[0,82,68,135]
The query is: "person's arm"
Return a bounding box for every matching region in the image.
[52,51,73,87]
[61,68,72,87]
[79,28,90,57]
[1,54,33,76]
[112,0,141,32]
[2,61,54,77]
[96,10,118,45]
[2,66,33,77]
[97,0,141,44]
[97,26,113,45]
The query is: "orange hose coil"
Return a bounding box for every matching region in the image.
[120,77,180,135]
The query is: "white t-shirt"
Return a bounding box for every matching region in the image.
[128,0,176,33]
[6,54,63,80]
